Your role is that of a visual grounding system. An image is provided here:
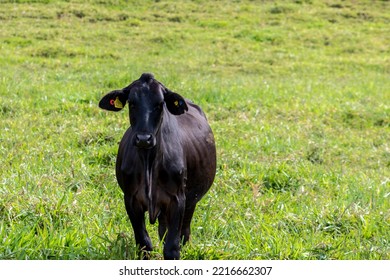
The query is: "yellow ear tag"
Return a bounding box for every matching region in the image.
[114,97,123,109]
[174,100,179,107]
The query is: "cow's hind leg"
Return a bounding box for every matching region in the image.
[124,195,152,259]
[158,213,167,241]
[163,197,185,260]
[181,203,196,245]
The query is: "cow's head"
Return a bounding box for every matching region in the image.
[99,73,188,149]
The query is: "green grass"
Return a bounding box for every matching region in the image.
[1,0,389,260]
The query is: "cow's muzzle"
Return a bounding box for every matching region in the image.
[135,133,155,149]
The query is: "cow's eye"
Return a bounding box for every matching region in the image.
[128,101,135,109]
[155,102,163,111]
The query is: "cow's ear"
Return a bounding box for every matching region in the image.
[99,90,128,112]
[164,90,188,115]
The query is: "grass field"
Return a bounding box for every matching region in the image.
[0,0,389,260]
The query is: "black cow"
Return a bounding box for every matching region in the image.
[99,73,216,260]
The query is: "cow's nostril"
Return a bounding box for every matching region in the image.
[135,134,154,148]
[136,134,152,142]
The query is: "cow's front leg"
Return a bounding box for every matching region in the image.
[163,195,185,260]
[124,194,152,259]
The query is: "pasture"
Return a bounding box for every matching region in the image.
[0,0,389,259]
